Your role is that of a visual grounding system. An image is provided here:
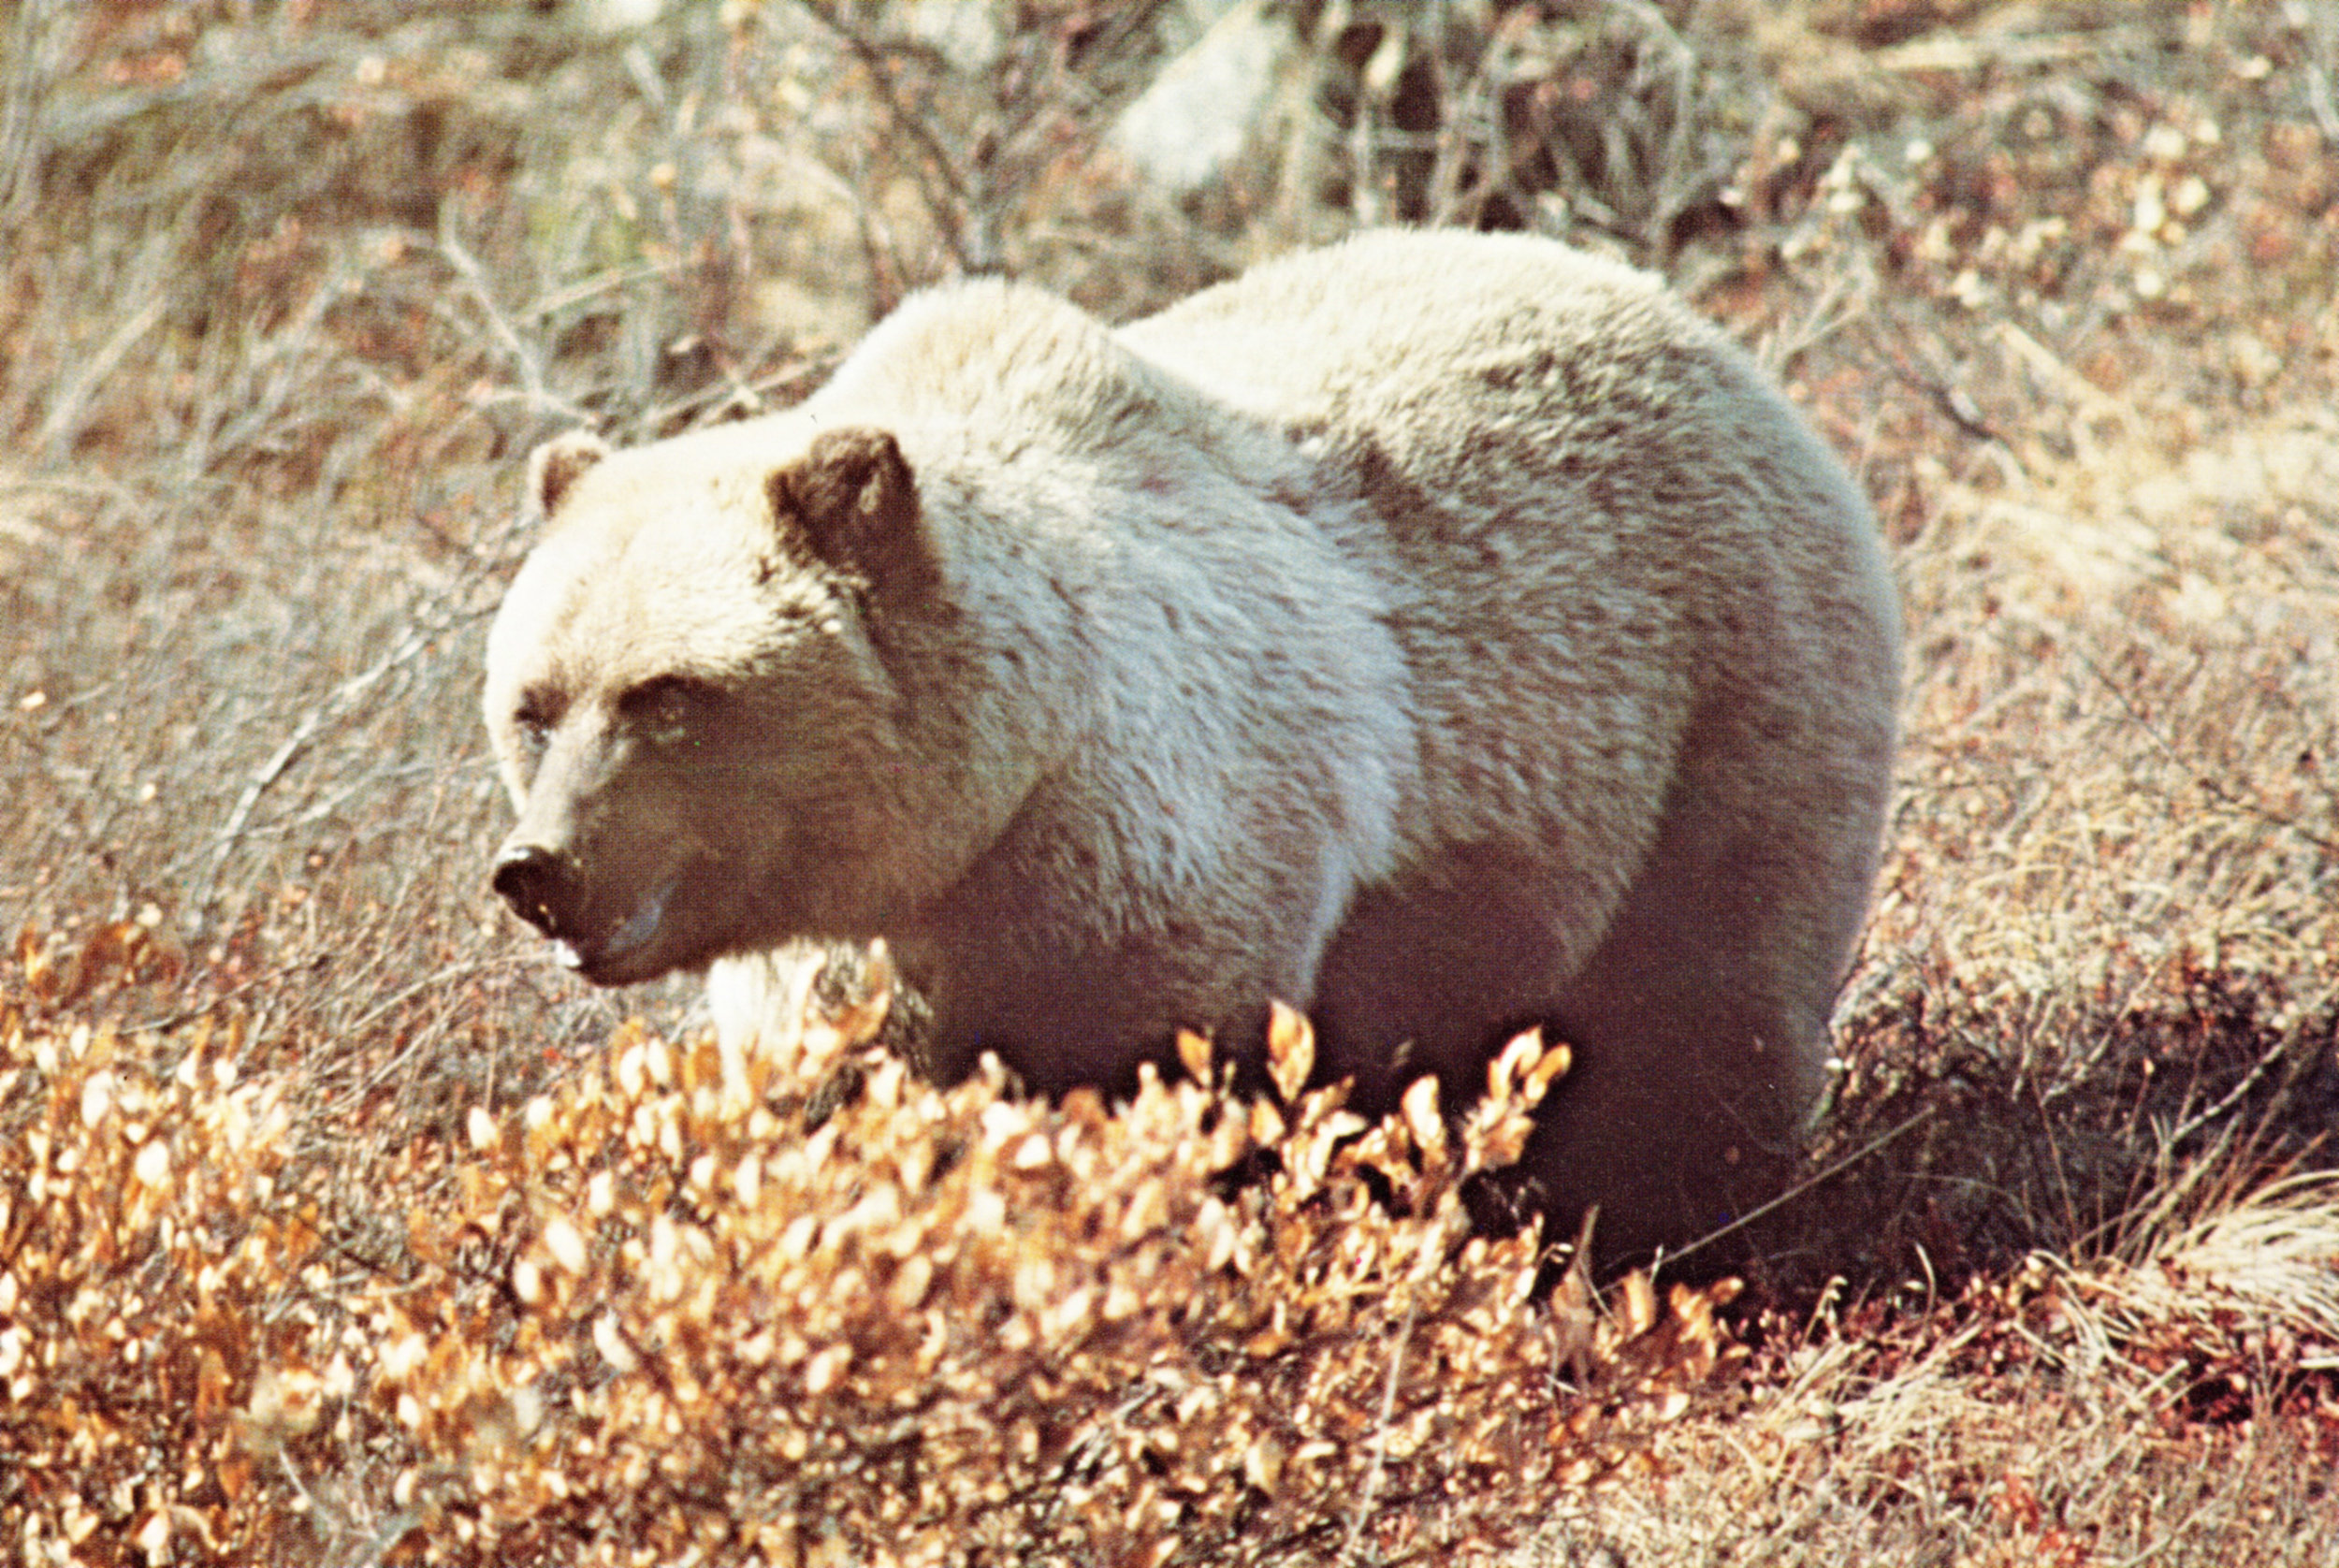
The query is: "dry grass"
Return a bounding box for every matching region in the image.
[3,0,2337,1562]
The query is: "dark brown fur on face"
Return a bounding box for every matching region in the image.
[485,230,1900,1272]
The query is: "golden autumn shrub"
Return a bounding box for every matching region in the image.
[1,930,1740,1566]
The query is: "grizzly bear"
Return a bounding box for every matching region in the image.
[484,229,1899,1269]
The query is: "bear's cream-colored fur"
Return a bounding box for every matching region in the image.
[484,229,1899,1267]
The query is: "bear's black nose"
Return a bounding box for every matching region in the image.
[491,843,575,937]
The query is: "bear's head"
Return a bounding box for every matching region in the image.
[482,419,969,985]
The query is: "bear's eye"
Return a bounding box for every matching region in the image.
[512,689,563,760]
[617,675,717,744]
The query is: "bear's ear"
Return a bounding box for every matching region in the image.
[767,427,937,602]
[527,430,610,519]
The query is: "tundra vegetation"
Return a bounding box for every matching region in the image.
[2,2,2335,1564]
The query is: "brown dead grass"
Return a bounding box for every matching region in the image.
[2,0,2337,1562]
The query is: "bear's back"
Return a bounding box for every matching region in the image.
[1118,229,1854,588]
[1121,233,1761,867]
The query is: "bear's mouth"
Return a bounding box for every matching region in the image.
[554,876,676,981]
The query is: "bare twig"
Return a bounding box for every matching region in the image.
[194,617,448,932]
[792,0,984,272]
[432,225,588,426]
[34,298,167,461]
[1341,1301,1416,1562]
[0,0,70,229]
[1662,1108,1938,1272]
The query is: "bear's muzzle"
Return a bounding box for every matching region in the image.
[491,841,674,979]
[491,840,580,941]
